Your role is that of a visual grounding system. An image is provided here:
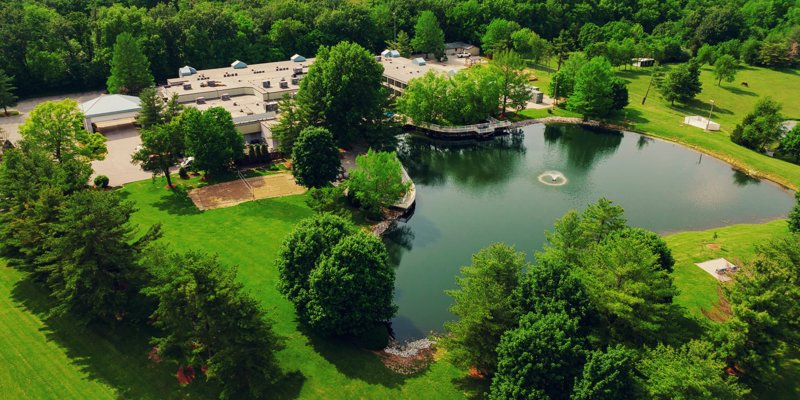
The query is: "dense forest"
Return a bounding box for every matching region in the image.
[1,0,798,97]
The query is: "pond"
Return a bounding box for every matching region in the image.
[385,123,795,341]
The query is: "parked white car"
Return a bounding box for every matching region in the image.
[456,52,471,58]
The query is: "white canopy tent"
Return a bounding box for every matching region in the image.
[684,115,720,131]
[79,94,141,133]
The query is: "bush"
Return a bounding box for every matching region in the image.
[93,175,110,188]
[307,186,347,215]
[178,167,189,179]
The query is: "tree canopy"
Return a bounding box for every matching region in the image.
[106,32,154,95]
[713,54,738,86]
[19,99,107,163]
[182,107,243,176]
[730,97,784,152]
[291,127,341,189]
[0,69,17,116]
[568,56,617,118]
[346,149,410,219]
[658,60,702,105]
[411,11,445,58]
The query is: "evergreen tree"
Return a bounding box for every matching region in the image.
[411,11,445,58]
[572,345,638,400]
[481,19,521,54]
[137,88,181,130]
[444,244,526,375]
[291,127,341,188]
[106,32,154,95]
[44,190,161,323]
[0,69,18,116]
[386,30,413,58]
[610,78,629,112]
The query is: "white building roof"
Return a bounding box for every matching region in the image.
[179,65,197,77]
[290,54,306,62]
[231,60,247,69]
[412,57,426,66]
[79,94,141,118]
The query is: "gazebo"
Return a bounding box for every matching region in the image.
[79,94,142,133]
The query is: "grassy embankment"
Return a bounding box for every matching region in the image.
[522,64,800,189]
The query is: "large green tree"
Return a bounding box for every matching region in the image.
[550,53,588,100]
[658,60,702,105]
[481,19,522,54]
[347,149,410,219]
[0,69,17,116]
[137,87,181,130]
[730,97,784,152]
[19,99,107,163]
[305,231,397,335]
[490,312,587,400]
[293,41,385,145]
[410,11,445,58]
[106,32,154,95]
[444,244,526,375]
[713,54,738,86]
[44,190,161,323]
[637,341,748,399]
[132,119,184,188]
[572,345,638,400]
[386,30,413,58]
[492,50,532,114]
[182,107,243,176]
[143,248,284,399]
[568,56,616,118]
[291,127,341,189]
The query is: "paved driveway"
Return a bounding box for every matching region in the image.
[91,125,152,186]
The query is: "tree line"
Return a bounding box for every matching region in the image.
[1,0,798,98]
[443,198,800,399]
[0,99,284,399]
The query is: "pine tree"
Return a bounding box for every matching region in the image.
[0,69,18,116]
[107,32,154,95]
[411,11,445,58]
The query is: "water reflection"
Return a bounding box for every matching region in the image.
[397,132,526,190]
[543,124,622,170]
[732,169,761,186]
[384,224,415,267]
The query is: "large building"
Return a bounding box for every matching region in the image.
[160,53,469,145]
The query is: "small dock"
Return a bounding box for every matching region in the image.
[408,117,513,139]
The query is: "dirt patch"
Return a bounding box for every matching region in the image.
[188,173,306,210]
[706,243,721,249]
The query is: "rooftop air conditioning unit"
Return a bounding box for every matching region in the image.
[291,77,299,85]
[183,83,192,90]
[221,93,230,101]
[293,67,303,75]
[279,79,288,89]
[196,97,205,104]
[208,80,216,87]
[262,80,271,88]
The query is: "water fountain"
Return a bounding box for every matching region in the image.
[537,170,568,186]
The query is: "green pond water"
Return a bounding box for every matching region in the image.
[385,123,794,341]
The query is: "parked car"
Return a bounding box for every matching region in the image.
[456,52,471,58]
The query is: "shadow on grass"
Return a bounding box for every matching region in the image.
[302,327,427,388]
[152,186,202,216]
[268,370,306,399]
[452,375,491,399]
[672,99,734,117]
[9,274,215,400]
[721,85,757,97]
[659,304,709,346]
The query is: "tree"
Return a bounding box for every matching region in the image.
[696,44,717,65]
[410,11,445,58]
[572,345,638,400]
[713,54,738,86]
[143,249,284,398]
[789,192,800,233]
[395,71,451,124]
[490,312,586,399]
[0,69,17,116]
[582,235,678,342]
[272,95,304,154]
[444,244,526,375]
[346,149,410,219]
[137,87,181,129]
[291,127,341,188]
[606,227,675,273]
[550,53,588,100]
[294,41,385,145]
[19,99,107,163]
[779,125,800,163]
[43,190,160,323]
[610,78,629,112]
[305,231,396,335]
[658,60,702,105]
[275,213,356,315]
[481,19,521,55]
[637,341,748,399]
[730,97,783,152]
[491,50,532,115]
[106,32,154,95]
[132,120,184,188]
[182,107,243,176]
[568,57,616,118]
[386,30,412,58]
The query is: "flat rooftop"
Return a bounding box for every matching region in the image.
[163,58,315,99]
[192,94,271,120]
[379,56,462,85]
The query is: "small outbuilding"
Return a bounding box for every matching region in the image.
[231,60,248,69]
[684,115,720,131]
[632,58,655,67]
[445,42,480,56]
[79,94,142,133]
[412,57,427,66]
[290,54,306,62]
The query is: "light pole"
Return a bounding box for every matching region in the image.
[705,100,715,131]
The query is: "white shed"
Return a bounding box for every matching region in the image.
[231,60,248,69]
[412,57,426,66]
[290,54,306,62]
[178,65,197,77]
[684,115,720,131]
[79,94,142,133]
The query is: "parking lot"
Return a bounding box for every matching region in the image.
[90,125,152,186]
